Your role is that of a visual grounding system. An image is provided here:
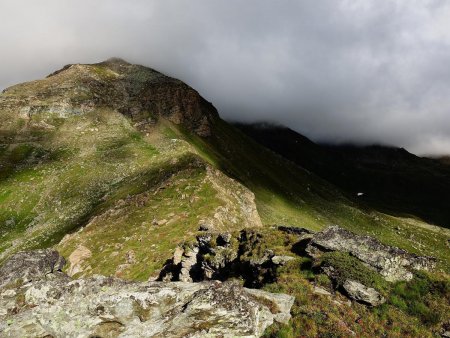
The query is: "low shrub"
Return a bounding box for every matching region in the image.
[388,271,449,326]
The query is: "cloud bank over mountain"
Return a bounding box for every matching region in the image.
[1,0,450,155]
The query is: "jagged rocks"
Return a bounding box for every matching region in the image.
[159,230,285,288]
[179,246,200,283]
[198,223,213,232]
[0,250,294,338]
[0,249,66,289]
[217,232,232,246]
[342,280,385,307]
[306,225,436,281]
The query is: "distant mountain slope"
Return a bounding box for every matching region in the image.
[235,123,450,229]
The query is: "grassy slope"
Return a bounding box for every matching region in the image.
[0,61,263,279]
[1,110,161,257]
[0,109,261,279]
[169,120,450,337]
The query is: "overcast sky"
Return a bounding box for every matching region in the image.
[1,0,450,155]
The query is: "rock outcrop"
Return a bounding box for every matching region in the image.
[0,250,294,338]
[0,249,66,289]
[306,225,436,281]
[159,230,292,288]
[342,280,385,307]
[1,58,218,137]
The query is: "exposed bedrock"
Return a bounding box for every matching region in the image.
[0,249,294,338]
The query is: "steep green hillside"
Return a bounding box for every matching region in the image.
[0,59,262,279]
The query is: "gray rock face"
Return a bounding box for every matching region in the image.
[179,246,200,283]
[0,249,66,289]
[306,225,436,281]
[342,280,386,306]
[0,250,294,338]
[1,59,218,137]
[313,286,332,296]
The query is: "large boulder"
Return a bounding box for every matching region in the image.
[0,277,293,338]
[0,250,294,337]
[342,280,386,306]
[0,249,66,288]
[306,225,436,281]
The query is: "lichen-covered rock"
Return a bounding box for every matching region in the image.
[0,277,293,338]
[306,225,436,281]
[179,246,200,283]
[342,280,385,306]
[0,250,294,337]
[0,249,66,288]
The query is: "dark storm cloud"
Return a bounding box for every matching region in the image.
[1,0,450,155]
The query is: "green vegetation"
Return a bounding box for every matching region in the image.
[320,251,388,293]
[388,272,449,326]
[57,164,226,280]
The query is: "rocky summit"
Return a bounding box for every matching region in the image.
[0,59,449,337]
[1,57,215,137]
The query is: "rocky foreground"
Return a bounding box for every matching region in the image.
[0,224,445,337]
[0,249,293,338]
